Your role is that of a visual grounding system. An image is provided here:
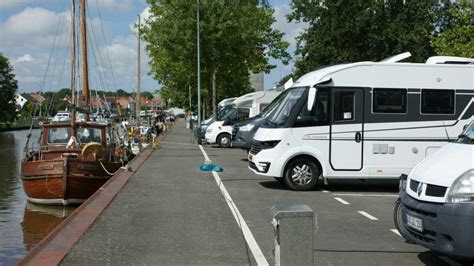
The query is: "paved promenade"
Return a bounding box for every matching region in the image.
[62,121,253,265]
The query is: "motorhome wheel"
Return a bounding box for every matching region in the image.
[217,133,231,148]
[284,158,319,191]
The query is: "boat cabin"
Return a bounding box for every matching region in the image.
[38,122,109,160]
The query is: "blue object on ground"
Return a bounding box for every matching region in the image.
[200,163,224,172]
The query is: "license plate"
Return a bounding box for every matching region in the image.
[406,214,423,232]
[248,154,253,162]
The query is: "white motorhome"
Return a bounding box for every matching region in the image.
[248,53,474,190]
[205,91,281,147]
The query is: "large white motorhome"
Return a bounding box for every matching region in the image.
[248,53,474,190]
[205,91,281,147]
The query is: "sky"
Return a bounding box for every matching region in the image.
[0,0,307,94]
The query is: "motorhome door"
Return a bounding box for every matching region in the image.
[330,88,364,170]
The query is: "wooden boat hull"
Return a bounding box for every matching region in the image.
[21,158,122,206]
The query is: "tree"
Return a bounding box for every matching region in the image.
[0,54,19,122]
[431,1,474,58]
[116,89,131,97]
[142,0,290,116]
[141,91,154,100]
[288,0,440,76]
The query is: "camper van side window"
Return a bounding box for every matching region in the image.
[421,89,455,114]
[294,89,329,127]
[372,88,407,113]
[334,91,354,121]
[237,108,250,121]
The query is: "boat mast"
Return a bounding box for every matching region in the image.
[71,0,76,107]
[80,0,90,121]
[136,15,141,125]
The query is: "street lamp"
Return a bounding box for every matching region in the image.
[197,0,201,126]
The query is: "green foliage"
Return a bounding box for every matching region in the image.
[0,54,19,122]
[288,0,442,76]
[431,1,474,58]
[140,91,154,100]
[277,73,297,87]
[142,0,290,112]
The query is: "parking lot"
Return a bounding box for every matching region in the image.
[200,144,472,266]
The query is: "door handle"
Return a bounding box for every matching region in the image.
[355,132,362,143]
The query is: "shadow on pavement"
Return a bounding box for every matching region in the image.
[417,251,474,266]
[258,179,399,193]
[259,180,290,190]
[323,179,399,193]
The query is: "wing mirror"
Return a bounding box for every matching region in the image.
[307,87,316,111]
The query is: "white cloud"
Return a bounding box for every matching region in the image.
[0,7,72,52]
[0,1,33,10]
[16,54,34,63]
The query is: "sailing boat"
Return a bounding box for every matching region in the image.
[20,0,132,206]
[129,15,153,154]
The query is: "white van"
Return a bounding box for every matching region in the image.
[205,91,281,147]
[395,121,474,258]
[248,53,474,190]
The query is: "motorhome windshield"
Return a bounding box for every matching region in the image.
[220,108,238,121]
[217,106,233,120]
[264,87,307,127]
[457,123,474,144]
[259,91,286,118]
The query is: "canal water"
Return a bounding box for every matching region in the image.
[0,129,74,265]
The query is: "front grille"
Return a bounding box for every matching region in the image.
[410,180,420,192]
[407,229,436,244]
[403,203,437,244]
[249,140,263,155]
[231,125,239,140]
[410,179,447,198]
[426,184,447,197]
[404,203,437,218]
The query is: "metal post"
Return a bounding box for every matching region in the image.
[196,0,201,126]
[271,204,314,266]
[136,14,141,125]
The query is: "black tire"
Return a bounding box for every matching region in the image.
[283,157,319,191]
[217,133,231,148]
[393,197,414,243]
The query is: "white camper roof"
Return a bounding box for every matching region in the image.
[292,54,474,90]
[218,97,237,107]
[232,91,281,108]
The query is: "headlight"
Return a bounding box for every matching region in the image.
[447,170,474,203]
[399,174,408,192]
[261,140,280,149]
[240,124,255,132]
[206,128,213,133]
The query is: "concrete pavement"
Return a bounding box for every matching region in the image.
[60,119,472,265]
[62,121,253,265]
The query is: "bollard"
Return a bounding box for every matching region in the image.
[270,204,314,266]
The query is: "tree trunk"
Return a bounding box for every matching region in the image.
[212,67,217,118]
